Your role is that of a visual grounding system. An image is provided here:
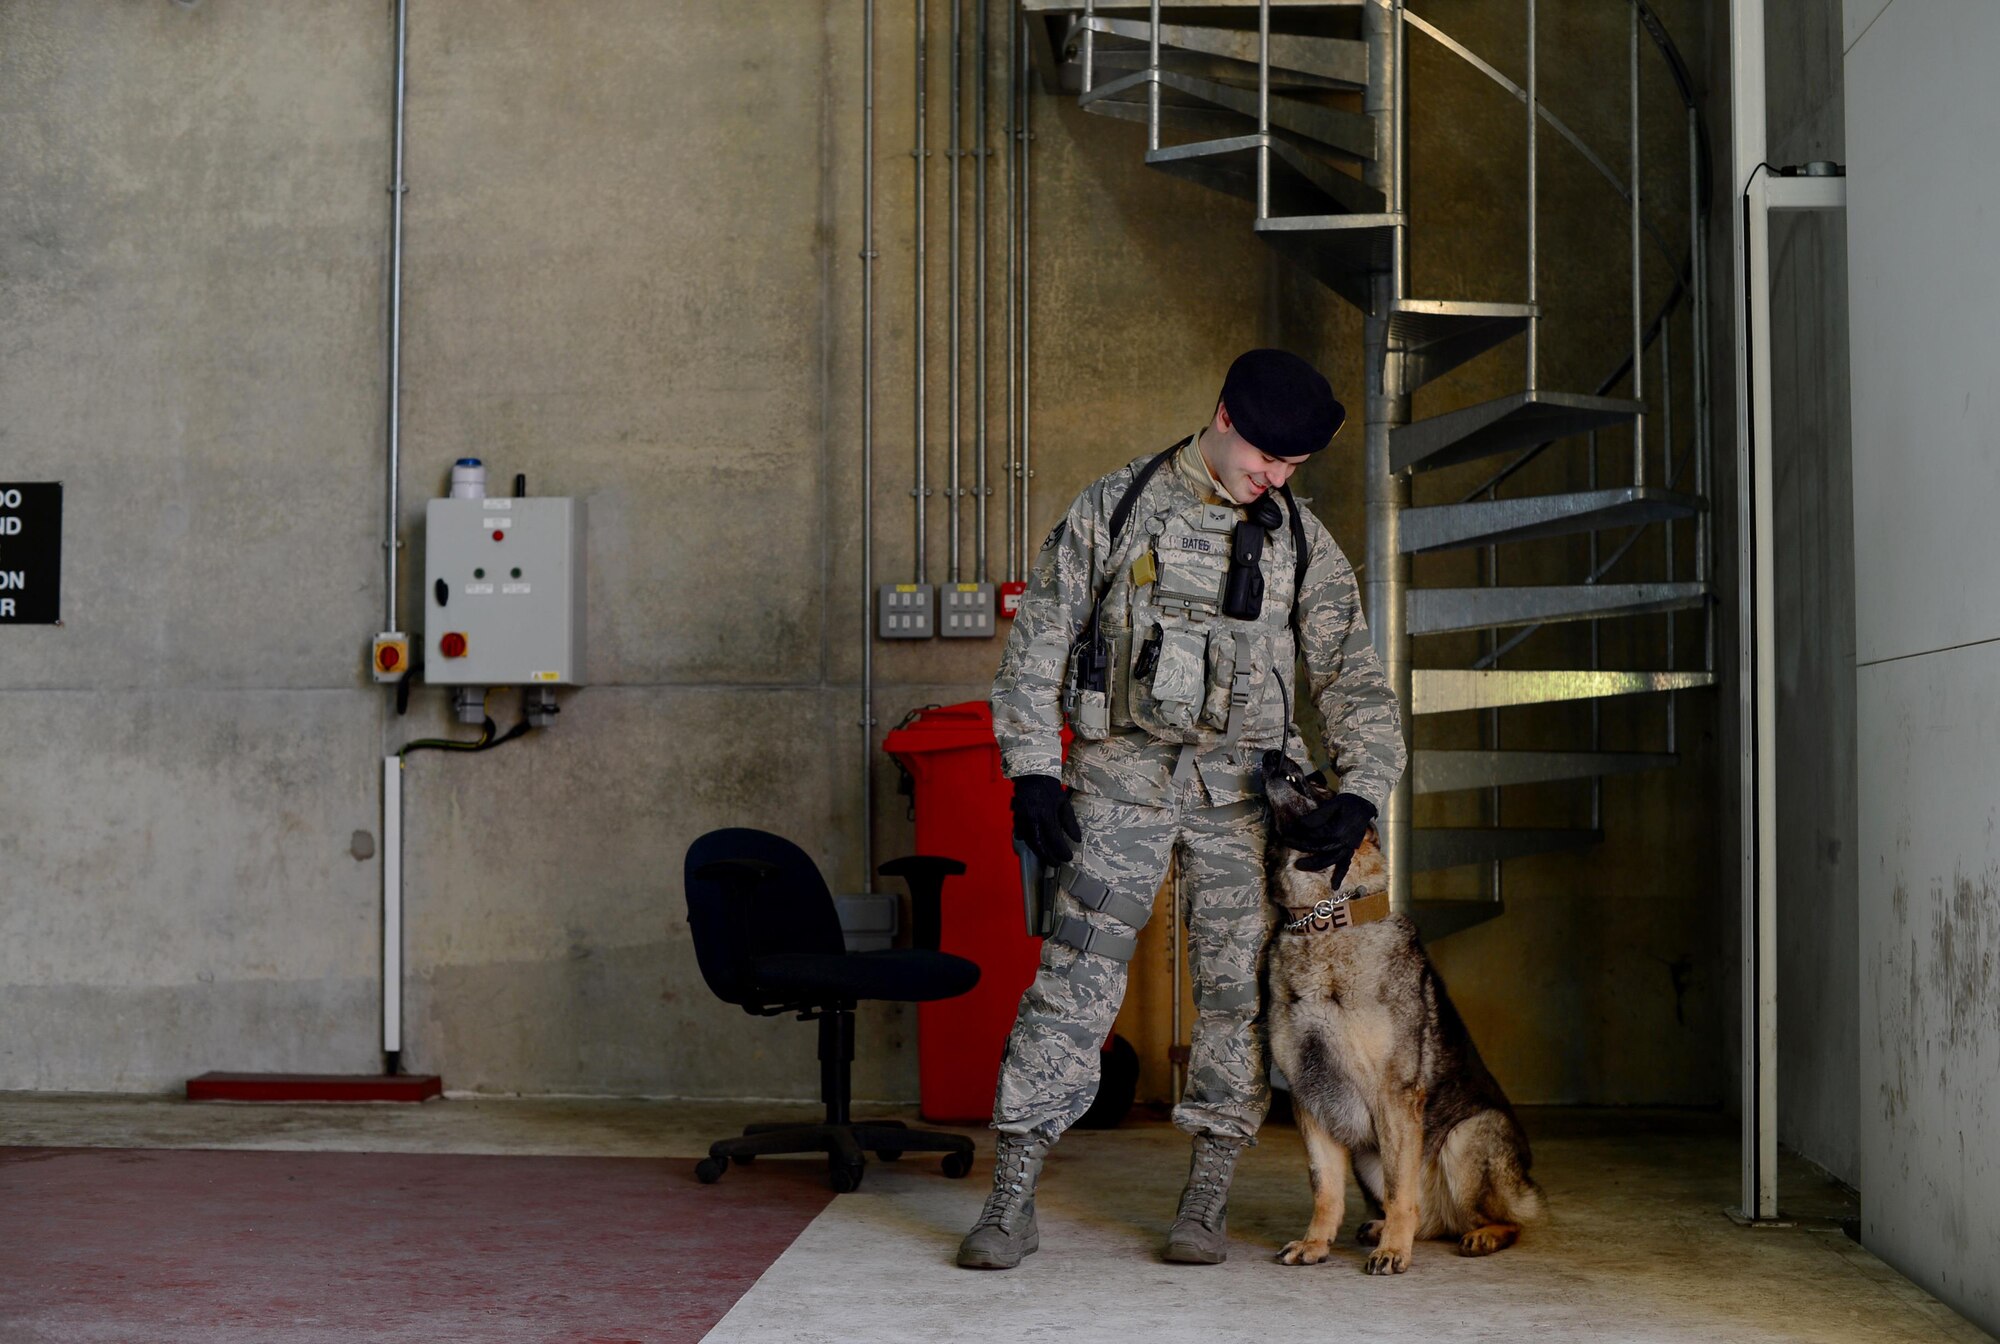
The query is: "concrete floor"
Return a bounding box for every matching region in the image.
[1,1094,1991,1344]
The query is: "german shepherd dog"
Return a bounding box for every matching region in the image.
[1259,750,1543,1274]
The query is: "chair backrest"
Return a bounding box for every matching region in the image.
[683,827,847,1007]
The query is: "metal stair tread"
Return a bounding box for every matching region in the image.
[1407,827,1602,872]
[1392,391,1643,475]
[1411,668,1716,715]
[1083,68,1374,158]
[1389,300,1538,392]
[1077,68,1249,135]
[1252,212,1402,308]
[1407,581,1709,635]
[1398,486,1703,555]
[1080,15,1367,88]
[1144,135,1383,218]
[1408,900,1505,943]
[1411,749,1680,795]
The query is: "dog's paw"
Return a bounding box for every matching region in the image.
[1355,1220,1384,1246]
[1458,1225,1519,1257]
[1278,1238,1334,1266]
[1363,1245,1411,1275]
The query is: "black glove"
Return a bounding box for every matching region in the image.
[1288,792,1377,885]
[1012,774,1082,867]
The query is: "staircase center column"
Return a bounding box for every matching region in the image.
[1366,299,1412,914]
[1364,0,1413,913]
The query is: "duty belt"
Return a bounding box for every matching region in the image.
[1279,887,1391,935]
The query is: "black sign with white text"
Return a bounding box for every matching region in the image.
[0,484,62,624]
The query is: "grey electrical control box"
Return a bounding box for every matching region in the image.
[424,496,587,685]
[939,583,996,638]
[878,583,934,639]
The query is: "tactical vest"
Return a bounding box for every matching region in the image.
[1070,446,1306,752]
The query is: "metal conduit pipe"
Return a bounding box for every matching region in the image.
[948,0,963,582]
[1525,0,1538,393]
[385,0,409,633]
[974,0,990,582]
[913,0,930,584]
[1004,5,1019,582]
[1018,21,1033,570]
[1629,4,1646,486]
[1689,107,1715,674]
[1663,326,1677,751]
[861,0,879,887]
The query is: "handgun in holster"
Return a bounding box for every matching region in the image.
[1016,840,1061,939]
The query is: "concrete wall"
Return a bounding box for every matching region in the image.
[1766,0,1860,1186]
[2,1,1726,1108]
[0,0,1261,1101]
[1846,0,2000,1329]
[0,0,893,1099]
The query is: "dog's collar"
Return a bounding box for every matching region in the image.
[1278,888,1391,934]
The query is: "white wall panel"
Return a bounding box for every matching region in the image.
[1845,0,2000,666]
[1848,2,2000,1332]
[1855,640,2000,1333]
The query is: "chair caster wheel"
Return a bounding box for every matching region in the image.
[829,1160,866,1193]
[942,1151,973,1179]
[694,1157,728,1184]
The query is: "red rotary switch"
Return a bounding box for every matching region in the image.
[440,632,468,658]
[377,645,401,672]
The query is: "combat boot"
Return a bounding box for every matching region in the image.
[1164,1132,1248,1264]
[956,1132,1050,1269]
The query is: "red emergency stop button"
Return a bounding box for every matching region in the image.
[377,645,401,672]
[440,632,467,658]
[492,530,505,542]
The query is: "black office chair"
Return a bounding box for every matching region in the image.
[684,827,981,1192]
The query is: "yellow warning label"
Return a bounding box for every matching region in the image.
[957,584,980,592]
[1131,552,1158,588]
[532,671,560,683]
[896,584,919,593]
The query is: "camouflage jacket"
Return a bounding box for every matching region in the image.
[991,438,1407,810]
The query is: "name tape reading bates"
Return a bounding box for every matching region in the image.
[0,484,63,624]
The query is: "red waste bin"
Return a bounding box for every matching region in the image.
[884,702,1065,1124]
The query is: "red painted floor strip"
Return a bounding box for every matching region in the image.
[0,1148,834,1344]
[186,1072,445,1103]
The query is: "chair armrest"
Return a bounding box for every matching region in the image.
[878,855,966,952]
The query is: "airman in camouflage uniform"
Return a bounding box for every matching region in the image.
[958,350,1407,1270]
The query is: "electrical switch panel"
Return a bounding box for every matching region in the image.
[423,496,587,685]
[939,583,996,638]
[877,583,934,639]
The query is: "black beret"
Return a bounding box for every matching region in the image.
[1219,348,1346,457]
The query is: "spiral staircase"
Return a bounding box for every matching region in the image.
[1020,0,1715,940]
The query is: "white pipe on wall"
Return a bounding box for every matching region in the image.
[1730,0,1847,1224]
[1728,0,1778,1227]
[381,756,403,1063]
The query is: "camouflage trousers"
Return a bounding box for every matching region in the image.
[993,786,1276,1143]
